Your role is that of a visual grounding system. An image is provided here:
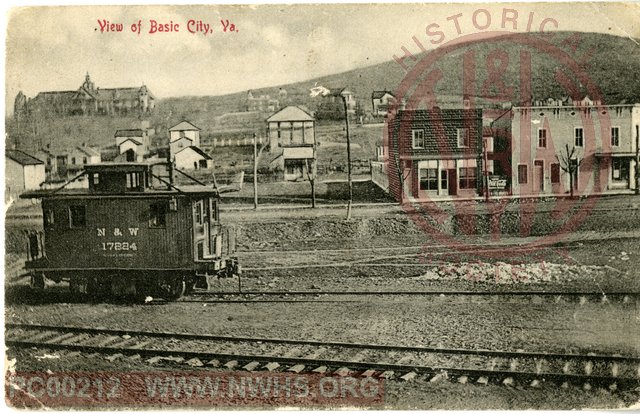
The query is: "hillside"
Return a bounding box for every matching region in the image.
[161,31,640,116]
[7,31,640,155]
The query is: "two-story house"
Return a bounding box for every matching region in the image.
[510,96,639,196]
[386,108,483,201]
[169,121,201,155]
[266,106,316,181]
[372,91,396,116]
[115,129,150,161]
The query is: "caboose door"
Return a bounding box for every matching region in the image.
[192,198,211,260]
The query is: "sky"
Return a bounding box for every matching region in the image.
[5,2,640,112]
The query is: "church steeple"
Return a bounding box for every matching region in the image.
[83,72,95,91]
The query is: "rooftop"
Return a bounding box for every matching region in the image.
[6,149,44,166]
[115,129,146,137]
[169,120,201,131]
[267,106,315,122]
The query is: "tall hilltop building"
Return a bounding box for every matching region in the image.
[14,73,155,117]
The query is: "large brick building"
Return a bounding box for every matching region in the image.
[386,108,483,201]
[511,96,640,196]
[14,73,155,117]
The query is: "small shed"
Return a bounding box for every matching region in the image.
[6,149,46,198]
[174,146,213,170]
[118,138,144,162]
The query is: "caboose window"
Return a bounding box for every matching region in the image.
[209,198,218,222]
[44,209,55,227]
[69,205,86,228]
[126,172,142,190]
[195,200,203,225]
[149,202,167,228]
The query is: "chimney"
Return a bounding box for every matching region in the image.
[398,98,406,111]
[463,94,471,110]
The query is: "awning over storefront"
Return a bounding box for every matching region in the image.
[282,147,314,160]
[595,152,636,158]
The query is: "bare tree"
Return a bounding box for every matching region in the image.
[305,158,317,208]
[555,143,582,198]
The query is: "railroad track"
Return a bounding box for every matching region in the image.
[6,323,640,390]
[187,291,640,305]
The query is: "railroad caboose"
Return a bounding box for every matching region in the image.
[21,161,240,300]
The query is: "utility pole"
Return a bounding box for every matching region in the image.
[342,94,353,220]
[483,137,490,202]
[253,132,258,209]
[635,125,640,195]
[167,127,174,184]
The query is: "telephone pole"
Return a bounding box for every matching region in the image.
[635,125,639,195]
[341,94,353,220]
[253,132,258,209]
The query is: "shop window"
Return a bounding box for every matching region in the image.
[419,168,438,191]
[459,167,477,189]
[612,159,629,182]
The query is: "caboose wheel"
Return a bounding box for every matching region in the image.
[70,276,90,295]
[30,273,45,290]
[161,276,186,301]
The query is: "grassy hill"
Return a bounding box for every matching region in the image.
[8,31,640,157]
[164,31,640,115]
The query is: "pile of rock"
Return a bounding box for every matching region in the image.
[418,262,605,284]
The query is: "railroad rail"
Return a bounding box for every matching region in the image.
[6,323,640,390]
[188,291,638,305]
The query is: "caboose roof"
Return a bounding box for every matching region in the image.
[20,185,220,199]
[20,161,226,199]
[83,161,162,172]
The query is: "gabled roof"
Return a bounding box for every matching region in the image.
[267,106,315,122]
[170,135,193,144]
[169,120,201,131]
[328,87,351,96]
[76,146,101,157]
[118,138,142,146]
[95,87,144,102]
[372,91,395,99]
[34,91,77,102]
[175,146,212,160]
[6,149,44,166]
[115,129,145,137]
[77,86,98,100]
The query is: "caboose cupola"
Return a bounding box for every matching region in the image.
[85,162,172,193]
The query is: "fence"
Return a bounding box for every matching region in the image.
[212,136,265,147]
[370,161,389,192]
